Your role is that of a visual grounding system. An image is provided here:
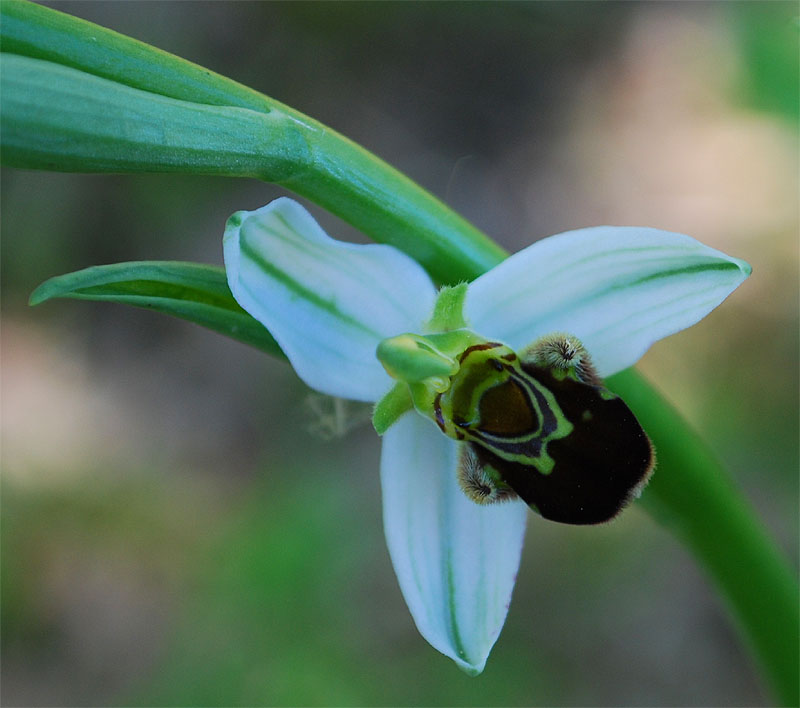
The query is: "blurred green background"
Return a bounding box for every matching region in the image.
[2,2,797,705]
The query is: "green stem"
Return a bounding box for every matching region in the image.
[608,370,799,707]
[2,1,797,702]
[0,0,505,285]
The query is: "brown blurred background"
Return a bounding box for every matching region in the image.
[2,2,797,705]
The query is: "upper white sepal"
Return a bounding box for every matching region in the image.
[465,226,750,377]
[224,198,438,401]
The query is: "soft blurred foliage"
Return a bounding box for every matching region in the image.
[2,2,797,705]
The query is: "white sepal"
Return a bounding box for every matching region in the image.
[465,226,750,377]
[380,412,528,674]
[224,198,437,401]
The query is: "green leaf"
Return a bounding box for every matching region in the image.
[0,0,278,112]
[30,262,284,359]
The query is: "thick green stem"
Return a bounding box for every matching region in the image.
[2,1,797,702]
[0,0,504,285]
[608,370,799,707]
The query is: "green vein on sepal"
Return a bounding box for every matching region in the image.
[239,237,380,338]
[30,261,284,359]
[630,259,752,282]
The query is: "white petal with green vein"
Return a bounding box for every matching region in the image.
[465,227,751,377]
[224,198,437,401]
[380,412,528,674]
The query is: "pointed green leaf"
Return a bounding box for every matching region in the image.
[0,0,277,112]
[30,261,283,358]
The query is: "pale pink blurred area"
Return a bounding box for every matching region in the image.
[2,320,139,486]
[1,2,796,706]
[562,8,797,247]
[505,6,797,265]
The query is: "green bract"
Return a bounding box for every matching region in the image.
[223,197,751,674]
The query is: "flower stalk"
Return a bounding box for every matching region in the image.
[0,0,504,285]
[609,370,799,707]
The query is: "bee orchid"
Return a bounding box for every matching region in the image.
[223,197,750,674]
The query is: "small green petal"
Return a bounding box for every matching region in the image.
[372,383,414,435]
[377,334,458,384]
[426,283,469,332]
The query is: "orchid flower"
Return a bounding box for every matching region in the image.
[223,197,749,675]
